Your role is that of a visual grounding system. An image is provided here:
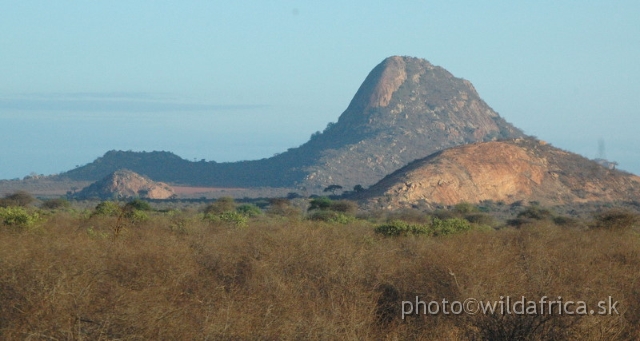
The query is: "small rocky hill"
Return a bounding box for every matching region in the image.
[354,138,640,209]
[74,169,175,200]
[60,56,524,192]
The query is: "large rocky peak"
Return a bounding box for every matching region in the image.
[331,56,516,134]
[301,56,525,190]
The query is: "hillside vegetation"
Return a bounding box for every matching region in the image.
[1,196,639,340]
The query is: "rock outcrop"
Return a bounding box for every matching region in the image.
[355,138,640,208]
[75,169,175,200]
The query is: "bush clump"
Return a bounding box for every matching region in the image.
[464,212,496,227]
[517,205,553,220]
[125,209,149,223]
[591,208,639,231]
[205,210,248,227]
[308,197,333,211]
[236,204,263,217]
[93,201,122,217]
[329,200,358,214]
[0,190,35,207]
[0,206,40,228]
[307,197,358,223]
[307,210,355,224]
[125,198,152,211]
[374,220,431,236]
[375,217,472,237]
[430,217,472,236]
[507,205,554,227]
[41,198,71,210]
[266,198,302,219]
[204,197,236,215]
[308,197,358,213]
[453,202,477,214]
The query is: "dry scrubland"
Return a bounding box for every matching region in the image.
[1,197,640,340]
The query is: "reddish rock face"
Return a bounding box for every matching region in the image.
[359,56,407,109]
[356,138,640,208]
[76,169,175,200]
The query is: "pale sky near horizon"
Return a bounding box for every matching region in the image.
[1,1,639,179]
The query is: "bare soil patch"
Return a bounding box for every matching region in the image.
[0,178,91,198]
[171,186,244,195]
[170,186,293,199]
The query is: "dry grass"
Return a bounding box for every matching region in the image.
[1,210,639,340]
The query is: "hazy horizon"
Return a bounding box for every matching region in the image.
[2,2,639,179]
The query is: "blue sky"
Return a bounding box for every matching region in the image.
[1,1,639,179]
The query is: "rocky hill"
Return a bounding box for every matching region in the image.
[353,138,640,209]
[74,169,175,200]
[61,56,525,192]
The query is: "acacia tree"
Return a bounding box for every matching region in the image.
[323,185,343,195]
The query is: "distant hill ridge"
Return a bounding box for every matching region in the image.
[61,56,525,192]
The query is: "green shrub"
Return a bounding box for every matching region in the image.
[307,210,355,224]
[205,211,247,227]
[305,194,357,223]
[430,217,472,236]
[308,197,333,211]
[236,204,263,217]
[125,198,152,211]
[93,201,122,217]
[0,206,40,228]
[126,210,149,223]
[375,218,472,237]
[374,220,431,236]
